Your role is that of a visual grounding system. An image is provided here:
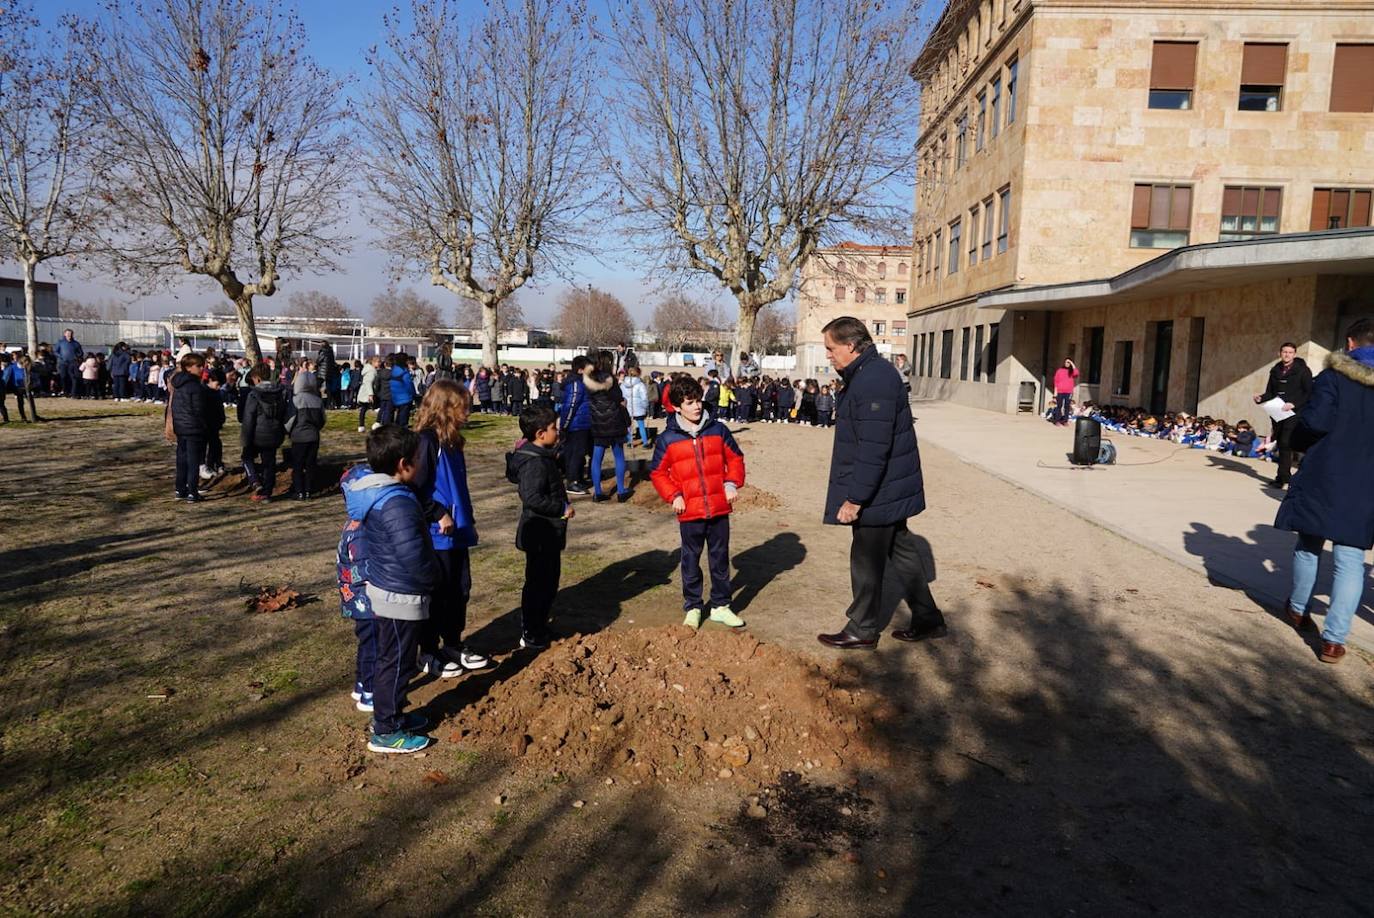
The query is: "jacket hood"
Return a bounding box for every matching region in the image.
[512,442,558,468]
[293,372,318,395]
[583,369,615,392]
[168,370,200,389]
[341,466,410,521]
[255,381,284,394]
[1327,350,1374,388]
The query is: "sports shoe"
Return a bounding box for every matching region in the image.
[442,646,491,671]
[183,493,204,503]
[355,692,374,713]
[199,464,214,480]
[519,634,550,650]
[370,422,382,430]
[350,683,365,701]
[420,652,462,679]
[357,426,366,433]
[250,492,270,502]
[708,605,745,628]
[379,711,430,732]
[683,608,703,630]
[566,483,590,496]
[367,730,432,754]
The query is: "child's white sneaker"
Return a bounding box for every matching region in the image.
[683,608,703,629]
[708,606,745,628]
[357,425,366,433]
[420,652,462,679]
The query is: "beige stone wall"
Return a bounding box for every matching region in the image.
[1020,3,1374,286]
[909,304,1048,412]
[796,246,916,378]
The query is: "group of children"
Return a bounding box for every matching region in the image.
[335,367,748,754]
[1075,402,1275,459]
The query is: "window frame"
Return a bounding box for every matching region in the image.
[990,76,1002,138]
[1239,42,1287,112]
[982,196,996,261]
[948,220,961,275]
[960,327,971,381]
[974,324,985,381]
[955,112,969,168]
[997,186,1011,253]
[1148,41,1198,111]
[968,205,980,266]
[940,329,954,380]
[976,91,987,151]
[1005,57,1018,124]
[1310,187,1373,230]
[1220,185,1282,240]
[1330,44,1374,113]
[834,284,846,302]
[1130,182,1193,249]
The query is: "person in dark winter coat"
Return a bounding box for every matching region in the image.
[817,317,944,651]
[1254,343,1314,489]
[1274,318,1374,664]
[776,377,796,421]
[584,351,631,501]
[165,354,214,501]
[315,342,338,408]
[508,405,573,648]
[54,329,83,397]
[240,364,289,501]
[558,357,593,493]
[286,372,327,499]
[109,343,132,401]
[384,353,416,427]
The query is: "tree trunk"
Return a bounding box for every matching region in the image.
[233,293,263,363]
[732,303,758,374]
[22,259,38,358]
[481,301,499,370]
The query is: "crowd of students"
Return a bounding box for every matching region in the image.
[1065,402,1276,459]
[336,357,751,754]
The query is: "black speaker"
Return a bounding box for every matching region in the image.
[1072,417,1102,465]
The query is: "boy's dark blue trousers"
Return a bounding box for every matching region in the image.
[679,516,732,611]
[373,616,420,734]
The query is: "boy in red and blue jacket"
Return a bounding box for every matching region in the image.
[650,376,747,629]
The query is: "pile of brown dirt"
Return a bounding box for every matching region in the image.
[626,483,781,513]
[449,627,896,783]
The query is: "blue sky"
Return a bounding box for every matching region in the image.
[20,0,927,326]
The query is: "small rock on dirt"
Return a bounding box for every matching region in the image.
[572,800,585,809]
[746,804,768,820]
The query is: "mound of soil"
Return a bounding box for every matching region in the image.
[450,627,896,782]
[626,483,781,513]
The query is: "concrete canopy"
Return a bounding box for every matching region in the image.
[976,228,1374,312]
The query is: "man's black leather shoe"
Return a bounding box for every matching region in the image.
[817,631,878,650]
[892,622,948,643]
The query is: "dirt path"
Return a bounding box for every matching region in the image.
[1,401,1372,916]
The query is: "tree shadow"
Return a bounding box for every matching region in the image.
[732,532,808,613]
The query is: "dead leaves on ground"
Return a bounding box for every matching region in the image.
[247,585,302,614]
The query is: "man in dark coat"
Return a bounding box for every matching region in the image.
[816,317,946,650]
[1254,342,1313,489]
[54,329,83,398]
[1274,318,1374,665]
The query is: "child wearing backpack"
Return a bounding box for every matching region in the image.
[411,380,490,678]
[337,464,381,713]
[347,425,440,753]
[649,376,747,629]
[240,362,289,502]
[286,371,327,500]
[507,404,573,649]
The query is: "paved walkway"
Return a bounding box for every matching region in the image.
[911,399,1374,651]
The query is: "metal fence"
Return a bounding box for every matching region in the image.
[0,315,171,351]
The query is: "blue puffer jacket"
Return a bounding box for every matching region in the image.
[1275,349,1374,549]
[388,363,415,406]
[823,345,925,527]
[343,470,439,599]
[109,348,131,377]
[559,375,591,431]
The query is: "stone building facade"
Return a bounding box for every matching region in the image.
[906,0,1374,422]
[796,243,915,380]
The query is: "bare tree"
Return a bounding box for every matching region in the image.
[553,286,633,348]
[753,304,795,355]
[650,293,715,352]
[0,6,105,355]
[361,0,602,371]
[370,287,441,337]
[455,294,526,332]
[608,0,922,360]
[287,290,347,319]
[59,296,100,320]
[87,0,352,362]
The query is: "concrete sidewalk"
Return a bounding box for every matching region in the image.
[911,399,1374,651]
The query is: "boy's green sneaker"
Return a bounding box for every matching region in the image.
[683,608,704,629]
[708,606,745,628]
[367,730,433,754]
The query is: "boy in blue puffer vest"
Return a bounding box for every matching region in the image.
[343,425,440,754]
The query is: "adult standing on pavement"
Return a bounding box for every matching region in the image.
[816,317,947,651]
[1254,342,1313,490]
[1274,318,1374,665]
[54,329,83,398]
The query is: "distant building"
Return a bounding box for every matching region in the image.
[796,243,913,379]
[907,0,1374,421]
[0,277,59,318]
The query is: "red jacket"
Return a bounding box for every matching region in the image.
[650,412,745,522]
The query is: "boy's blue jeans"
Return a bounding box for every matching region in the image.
[1289,533,1370,645]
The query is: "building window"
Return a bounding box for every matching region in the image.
[1130,183,1192,248]
[897,261,908,275]
[940,329,954,379]
[854,286,866,303]
[896,289,906,305]
[1149,41,1198,110]
[939,132,948,180]
[982,197,995,261]
[960,327,971,380]
[1239,43,1287,111]
[894,321,906,336]
[834,285,846,301]
[986,323,999,383]
[1006,57,1018,123]
[934,230,942,276]
[877,261,887,279]
[974,324,985,381]
[991,76,1002,138]
[874,320,886,336]
[915,245,924,285]
[948,220,961,275]
[955,112,968,168]
[1330,44,1374,112]
[1310,188,1373,230]
[976,91,987,151]
[967,206,980,266]
[875,288,887,304]
[1221,186,1282,240]
[1114,340,1134,396]
[997,186,1011,253]
[1086,326,1104,385]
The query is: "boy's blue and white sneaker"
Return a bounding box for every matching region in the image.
[355,692,374,713]
[420,652,462,680]
[350,683,365,701]
[367,730,432,754]
[708,606,746,628]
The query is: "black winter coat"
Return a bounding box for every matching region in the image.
[167,370,213,437]
[1274,351,1374,549]
[585,371,628,442]
[823,346,926,527]
[240,382,288,449]
[1260,357,1314,412]
[507,442,568,550]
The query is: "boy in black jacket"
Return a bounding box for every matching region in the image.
[166,354,215,502]
[240,363,289,502]
[507,405,573,650]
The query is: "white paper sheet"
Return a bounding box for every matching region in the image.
[1260,396,1294,423]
